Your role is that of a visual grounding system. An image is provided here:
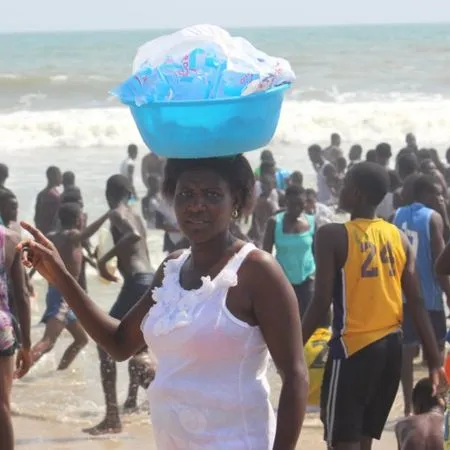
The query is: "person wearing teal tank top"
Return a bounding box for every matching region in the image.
[263,185,316,315]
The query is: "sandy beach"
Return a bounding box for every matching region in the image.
[13,415,398,449]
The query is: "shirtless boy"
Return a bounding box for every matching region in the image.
[34,166,62,235]
[85,174,154,435]
[30,203,109,370]
[395,378,444,450]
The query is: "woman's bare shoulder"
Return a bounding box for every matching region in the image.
[240,248,282,281]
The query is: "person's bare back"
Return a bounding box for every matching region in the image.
[109,204,151,278]
[48,204,109,281]
[395,412,444,450]
[48,229,84,280]
[396,378,445,450]
[34,166,62,235]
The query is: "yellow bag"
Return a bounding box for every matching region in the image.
[304,327,331,407]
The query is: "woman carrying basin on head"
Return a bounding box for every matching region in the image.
[18,154,308,450]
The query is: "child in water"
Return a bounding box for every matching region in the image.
[395,378,444,450]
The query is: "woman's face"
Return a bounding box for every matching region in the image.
[174,169,235,244]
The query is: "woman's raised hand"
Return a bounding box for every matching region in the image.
[17,222,67,286]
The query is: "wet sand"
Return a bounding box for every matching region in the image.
[13,416,398,449]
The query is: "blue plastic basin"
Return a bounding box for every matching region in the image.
[125,84,290,159]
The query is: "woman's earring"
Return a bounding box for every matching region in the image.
[232,209,239,219]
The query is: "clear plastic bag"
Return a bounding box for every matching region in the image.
[112,24,295,105]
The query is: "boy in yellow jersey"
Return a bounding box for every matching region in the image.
[302,162,447,450]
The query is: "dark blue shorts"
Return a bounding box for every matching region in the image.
[0,343,16,357]
[41,286,77,325]
[109,273,153,320]
[321,332,402,446]
[402,307,446,349]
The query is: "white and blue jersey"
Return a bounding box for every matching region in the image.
[393,202,443,311]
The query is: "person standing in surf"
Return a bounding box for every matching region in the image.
[34,166,62,236]
[85,174,154,435]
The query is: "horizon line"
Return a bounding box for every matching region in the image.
[1,20,449,35]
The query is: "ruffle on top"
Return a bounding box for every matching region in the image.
[150,251,238,336]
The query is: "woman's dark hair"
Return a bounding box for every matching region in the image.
[162,155,255,217]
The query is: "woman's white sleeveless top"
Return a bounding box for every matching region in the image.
[141,243,276,449]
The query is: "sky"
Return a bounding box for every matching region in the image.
[3,0,450,32]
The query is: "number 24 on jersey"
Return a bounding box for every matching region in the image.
[360,241,396,278]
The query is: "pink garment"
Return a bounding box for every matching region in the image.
[0,226,14,352]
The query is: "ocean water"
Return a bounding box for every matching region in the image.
[2,24,450,153]
[1,23,446,429]
[3,23,450,223]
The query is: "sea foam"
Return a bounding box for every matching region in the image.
[2,98,450,152]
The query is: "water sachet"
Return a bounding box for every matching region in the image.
[112,24,295,105]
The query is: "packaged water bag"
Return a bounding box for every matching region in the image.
[111,24,295,158]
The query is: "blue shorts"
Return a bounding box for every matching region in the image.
[109,273,153,320]
[402,308,446,349]
[41,286,77,325]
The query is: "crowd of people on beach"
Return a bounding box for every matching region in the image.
[1,132,450,449]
